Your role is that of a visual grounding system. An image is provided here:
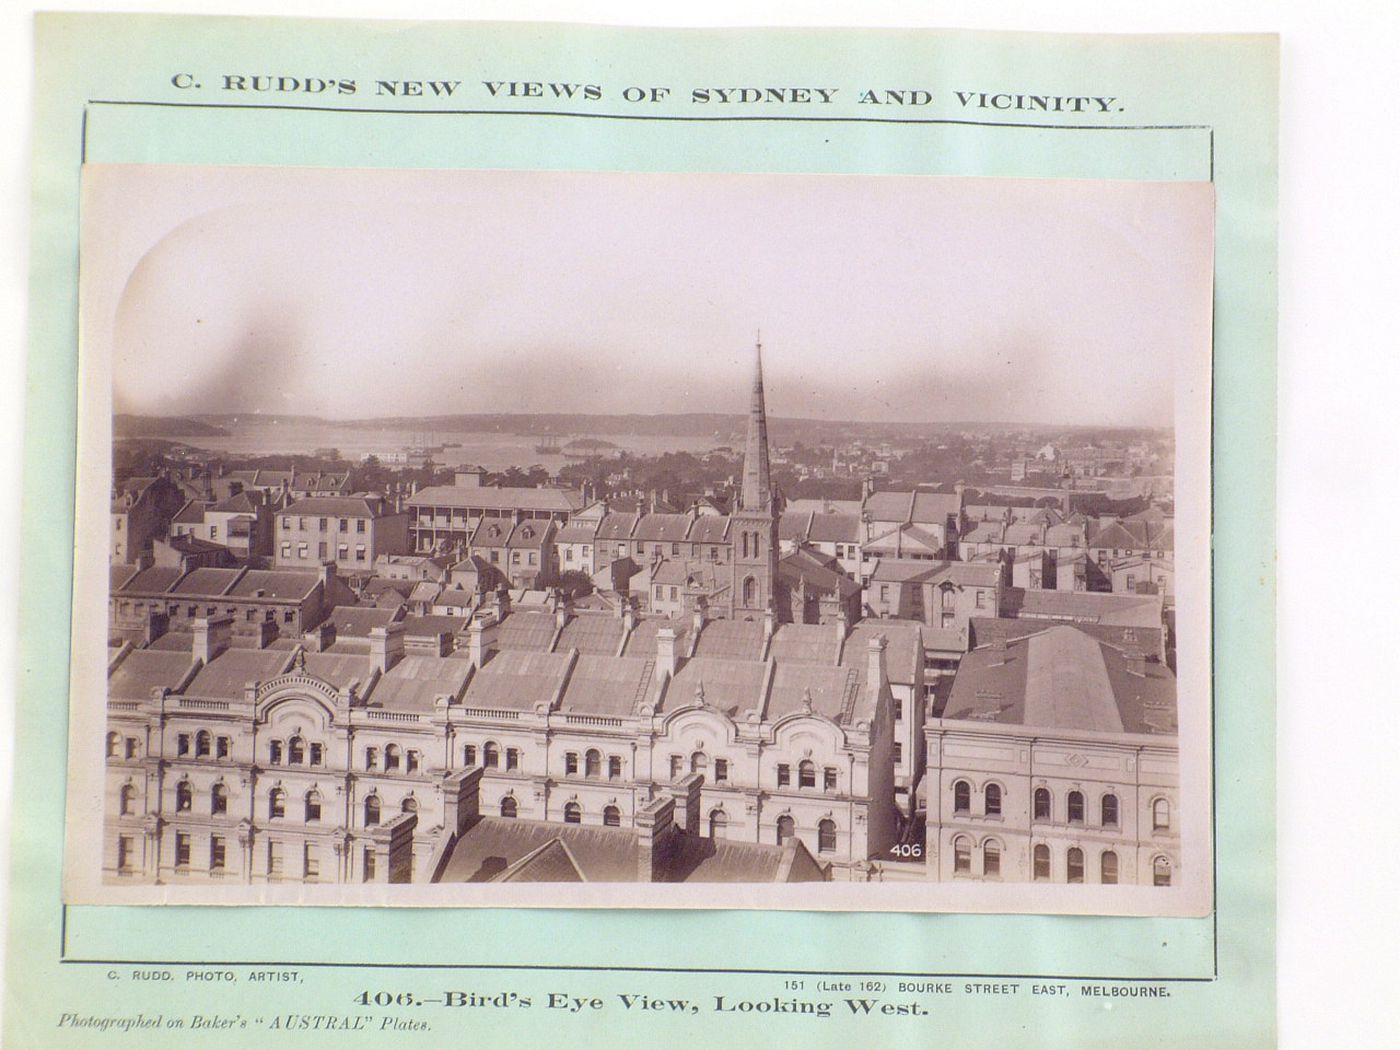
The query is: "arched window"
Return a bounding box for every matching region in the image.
[210,782,227,816]
[709,809,728,840]
[1153,856,1172,887]
[119,783,136,815]
[563,802,582,824]
[462,744,476,766]
[1067,790,1085,824]
[175,780,193,812]
[1101,793,1120,827]
[1066,847,1085,883]
[506,748,520,771]
[941,586,956,610]
[608,756,623,780]
[482,742,499,769]
[1033,843,1051,881]
[269,739,283,765]
[268,788,286,820]
[1101,850,1119,885]
[953,835,972,874]
[304,790,322,822]
[287,735,305,765]
[953,780,971,814]
[742,576,757,606]
[1034,787,1051,820]
[603,805,621,827]
[1152,797,1171,831]
[500,796,518,818]
[799,761,816,789]
[565,752,579,775]
[983,841,1001,877]
[584,749,601,778]
[106,732,119,759]
[195,730,212,758]
[818,819,837,854]
[690,751,708,775]
[401,797,418,814]
[385,744,402,771]
[366,746,380,770]
[776,815,795,845]
[984,783,1002,817]
[363,794,380,827]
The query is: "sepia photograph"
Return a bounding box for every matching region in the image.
[70,165,1214,911]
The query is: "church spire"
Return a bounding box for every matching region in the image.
[739,334,772,512]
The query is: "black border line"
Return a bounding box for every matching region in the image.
[66,97,1220,987]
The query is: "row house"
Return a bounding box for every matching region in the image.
[109,562,353,646]
[212,469,353,504]
[866,559,1002,636]
[169,491,275,561]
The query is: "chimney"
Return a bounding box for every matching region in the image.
[667,773,703,837]
[861,476,875,501]
[493,586,512,620]
[251,618,278,649]
[835,606,850,646]
[440,766,483,837]
[691,597,708,638]
[656,626,679,678]
[466,615,498,668]
[867,633,888,689]
[554,590,573,630]
[622,600,636,633]
[192,616,233,663]
[763,607,776,641]
[318,560,337,592]
[635,794,676,883]
[302,621,336,653]
[368,622,405,674]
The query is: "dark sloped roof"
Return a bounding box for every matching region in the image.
[666,656,765,718]
[185,649,293,699]
[170,567,242,596]
[281,496,386,518]
[437,818,638,883]
[228,569,320,600]
[495,610,558,652]
[767,662,864,724]
[367,655,472,711]
[692,619,765,660]
[555,614,625,656]
[109,650,195,700]
[558,654,655,717]
[686,515,731,544]
[408,484,584,513]
[633,513,693,543]
[461,650,570,711]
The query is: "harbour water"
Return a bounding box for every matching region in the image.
[179,420,731,471]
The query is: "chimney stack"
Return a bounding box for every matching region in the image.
[303,621,336,653]
[867,633,888,690]
[318,560,338,593]
[622,600,636,633]
[466,614,499,668]
[635,794,676,883]
[691,597,708,638]
[440,767,483,837]
[368,622,405,674]
[192,615,233,664]
[656,626,679,679]
[667,773,703,837]
[763,607,776,641]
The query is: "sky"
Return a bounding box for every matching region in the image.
[87,165,1213,426]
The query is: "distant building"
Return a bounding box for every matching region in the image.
[274,495,409,575]
[111,476,187,564]
[406,469,584,554]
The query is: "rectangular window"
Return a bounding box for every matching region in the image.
[281,517,291,529]
[280,542,292,558]
[365,747,378,770]
[338,545,348,560]
[267,840,282,876]
[339,518,348,532]
[506,748,519,771]
[303,843,319,880]
[363,847,376,882]
[357,519,366,533]
[714,759,728,782]
[174,832,191,868]
[893,742,903,764]
[117,835,133,871]
[462,744,476,766]
[669,755,683,780]
[210,836,226,871]
[284,610,295,624]
[298,544,308,559]
[216,736,230,759]
[893,697,903,721]
[407,750,420,774]
[824,767,837,791]
[318,518,328,531]
[565,752,579,775]
[976,590,987,608]
[318,542,328,559]
[309,743,323,766]
[356,545,366,562]
[777,763,791,787]
[177,733,190,756]
[879,585,889,601]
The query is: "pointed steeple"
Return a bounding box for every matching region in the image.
[739,334,772,512]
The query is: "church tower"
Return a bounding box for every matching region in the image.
[730,336,781,619]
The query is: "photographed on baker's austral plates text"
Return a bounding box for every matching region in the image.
[68,163,1214,914]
